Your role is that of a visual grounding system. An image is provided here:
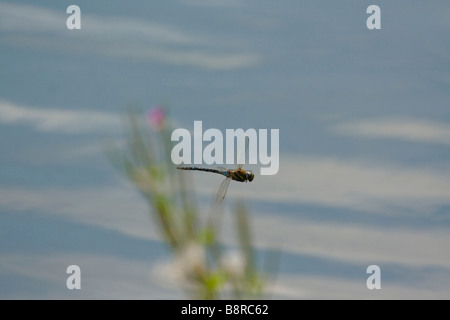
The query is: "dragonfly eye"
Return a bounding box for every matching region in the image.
[247,171,254,182]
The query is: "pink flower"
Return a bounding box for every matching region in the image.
[147,106,166,131]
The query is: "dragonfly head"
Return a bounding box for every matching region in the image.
[246,170,254,182]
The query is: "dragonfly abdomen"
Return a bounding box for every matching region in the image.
[177,166,227,176]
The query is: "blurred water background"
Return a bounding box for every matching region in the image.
[1,0,450,299]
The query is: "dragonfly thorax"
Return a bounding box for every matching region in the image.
[230,169,254,183]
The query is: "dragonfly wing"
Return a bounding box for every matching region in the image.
[236,136,250,170]
[216,177,231,203]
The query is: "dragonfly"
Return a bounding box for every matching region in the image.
[177,138,254,203]
[177,164,254,203]
[177,137,255,203]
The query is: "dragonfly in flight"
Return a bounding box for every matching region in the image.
[177,138,254,203]
[177,164,254,203]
